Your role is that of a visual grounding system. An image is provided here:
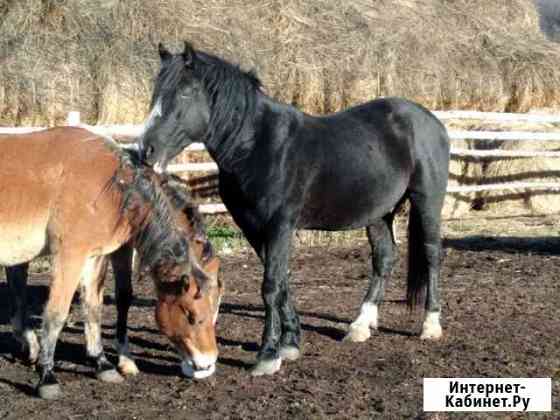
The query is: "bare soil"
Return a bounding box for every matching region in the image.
[0,232,559,419]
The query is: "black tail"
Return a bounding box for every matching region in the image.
[406,204,428,309]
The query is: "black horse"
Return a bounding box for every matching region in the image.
[139,42,450,376]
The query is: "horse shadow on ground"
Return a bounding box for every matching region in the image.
[219,302,415,342]
[443,235,560,256]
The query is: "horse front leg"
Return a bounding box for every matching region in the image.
[110,244,139,376]
[251,222,296,376]
[80,256,124,384]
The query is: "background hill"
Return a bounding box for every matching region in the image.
[1,0,560,126]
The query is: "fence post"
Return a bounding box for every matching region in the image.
[67,111,81,126]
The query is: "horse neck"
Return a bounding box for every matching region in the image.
[204,93,302,176]
[128,175,188,270]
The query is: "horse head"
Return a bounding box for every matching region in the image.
[139,42,210,173]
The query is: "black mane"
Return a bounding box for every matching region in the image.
[158,49,262,170]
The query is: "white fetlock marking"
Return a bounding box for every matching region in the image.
[344,303,378,342]
[421,311,442,340]
[355,302,378,329]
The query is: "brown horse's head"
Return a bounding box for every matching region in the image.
[153,254,222,379]
[121,163,223,379]
[151,174,223,379]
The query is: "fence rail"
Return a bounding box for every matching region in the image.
[2,110,560,213]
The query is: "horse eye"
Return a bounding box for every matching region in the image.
[180,87,195,98]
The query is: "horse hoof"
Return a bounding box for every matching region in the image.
[118,356,140,376]
[420,326,443,340]
[279,345,301,361]
[421,312,442,340]
[97,368,125,384]
[343,325,371,342]
[37,383,62,400]
[251,358,282,376]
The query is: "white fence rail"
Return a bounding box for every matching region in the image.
[2,110,560,213]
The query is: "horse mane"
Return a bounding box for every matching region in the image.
[111,150,191,275]
[158,173,215,262]
[156,48,262,170]
[196,52,261,168]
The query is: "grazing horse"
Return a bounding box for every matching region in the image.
[108,172,223,380]
[0,127,222,399]
[139,43,450,376]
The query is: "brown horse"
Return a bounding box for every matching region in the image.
[109,172,223,379]
[0,127,222,399]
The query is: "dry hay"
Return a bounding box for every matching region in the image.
[443,121,560,218]
[2,0,560,216]
[2,0,560,125]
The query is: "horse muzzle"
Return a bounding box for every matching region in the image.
[180,352,217,379]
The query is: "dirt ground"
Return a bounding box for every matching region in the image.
[0,218,559,419]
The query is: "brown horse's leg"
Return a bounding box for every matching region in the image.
[80,255,124,383]
[110,244,139,376]
[6,263,40,363]
[36,251,85,400]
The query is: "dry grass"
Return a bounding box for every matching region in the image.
[1,0,560,126]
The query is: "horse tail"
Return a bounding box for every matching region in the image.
[406,198,428,309]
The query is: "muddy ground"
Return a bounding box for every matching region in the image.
[0,230,559,419]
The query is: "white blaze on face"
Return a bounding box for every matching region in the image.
[140,97,162,137]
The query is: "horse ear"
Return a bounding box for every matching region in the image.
[158,42,172,63]
[183,41,195,68]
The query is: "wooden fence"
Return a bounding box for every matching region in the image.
[2,110,560,213]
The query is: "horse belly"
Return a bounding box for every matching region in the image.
[298,168,408,230]
[0,217,49,266]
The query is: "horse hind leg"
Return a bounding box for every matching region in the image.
[80,256,124,384]
[6,263,40,363]
[344,216,396,342]
[110,244,139,376]
[407,191,444,340]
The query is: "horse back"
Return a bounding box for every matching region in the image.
[0,127,132,264]
[290,98,449,229]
